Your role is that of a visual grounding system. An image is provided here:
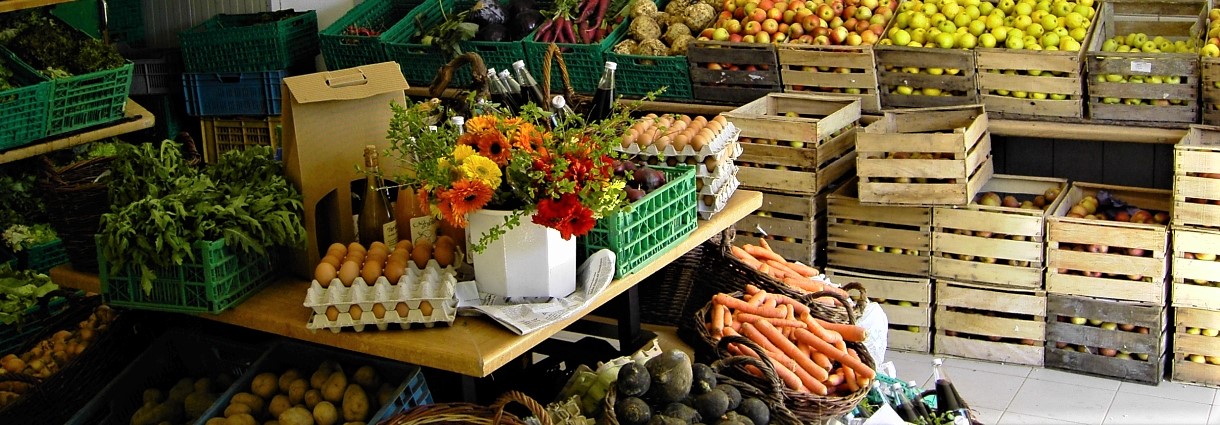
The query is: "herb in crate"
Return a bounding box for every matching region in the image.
[2,223,56,253]
[0,167,46,230]
[98,142,306,293]
[0,10,126,78]
[0,263,58,326]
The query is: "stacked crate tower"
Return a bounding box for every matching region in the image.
[179,10,319,163]
[1168,125,1220,387]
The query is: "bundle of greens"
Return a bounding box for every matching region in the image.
[0,263,58,326]
[2,223,57,252]
[0,10,126,78]
[0,163,47,230]
[98,141,305,293]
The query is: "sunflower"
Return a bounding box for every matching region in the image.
[477,131,514,166]
[466,115,499,134]
[452,144,476,162]
[437,179,494,228]
[460,154,502,187]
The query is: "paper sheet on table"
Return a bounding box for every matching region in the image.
[454,249,617,335]
[863,404,908,425]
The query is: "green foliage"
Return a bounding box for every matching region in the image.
[2,223,57,252]
[0,263,58,325]
[99,141,305,294]
[0,9,126,77]
[0,162,47,229]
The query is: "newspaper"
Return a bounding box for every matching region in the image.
[454,249,617,335]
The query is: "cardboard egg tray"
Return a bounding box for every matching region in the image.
[697,162,740,196]
[699,173,741,220]
[304,259,458,332]
[616,121,740,163]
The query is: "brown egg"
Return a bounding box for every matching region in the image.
[712,115,728,125]
[349,304,364,321]
[384,260,406,284]
[679,114,693,124]
[435,235,456,248]
[698,127,716,141]
[621,131,638,148]
[412,240,433,269]
[433,244,455,268]
[395,302,410,318]
[693,115,708,125]
[654,135,672,151]
[338,261,360,287]
[369,241,388,253]
[365,252,388,268]
[320,254,342,269]
[390,249,410,265]
[344,251,365,265]
[326,243,347,258]
[419,301,434,317]
[361,261,382,284]
[347,242,367,255]
[372,303,387,319]
[673,134,690,151]
[706,120,723,133]
[314,262,337,286]
[690,134,708,151]
[396,239,413,251]
[325,306,340,322]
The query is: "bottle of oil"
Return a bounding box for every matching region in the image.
[585,61,617,122]
[358,145,398,246]
[511,60,549,108]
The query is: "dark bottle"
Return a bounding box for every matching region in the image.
[358,145,398,247]
[496,69,526,112]
[924,358,973,424]
[585,61,617,123]
[549,95,576,129]
[511,60,549,108]
[486,68,518,115]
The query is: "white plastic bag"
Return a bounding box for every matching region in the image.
[857,301,889,365]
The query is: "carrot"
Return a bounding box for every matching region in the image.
[811,350,832,369]
[748,290,769,307]
[758,237,774,253]
[776,296,811,316]
[783,276,833,294]
[793,363,830,395]
[723,325,740,338]
[745,284,763,295]
[745,243,786,263]
[731,245,765,269]
[725,344,765,378]
[813,318,868,343]
[713,294,785,318]
[798,343,811,357]
[824,368,845,386]
[711,303,726,335]
[723,304,734,328]
[736,312,807,328]
[730,342,806,391]
[750,320,830,383]
[787,261,820,278]
[767,259,804,282]
[842,364,860,392]
[758,262,778,278]
[795,328,876,379]
[800,314,843,344]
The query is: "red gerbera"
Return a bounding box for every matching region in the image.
[437,179,493,227]
[532,194,596,240]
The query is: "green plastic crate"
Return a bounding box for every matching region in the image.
[384,0,533,87]
[321,0,423,71]
[18,238,70,274]
[581,165,697,278]
[106,0,146,44]
[523,0,628,94]
[179,10,319,73]
[601,0,691,100]
[97,238,277,314]
[0,49,50,151]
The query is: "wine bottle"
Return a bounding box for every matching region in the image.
[487,68,519,115]
[511,60,549,108]
[585,61,617,123]
[500,69,529,112]
[924,358,973,424]
[358,145,398,246]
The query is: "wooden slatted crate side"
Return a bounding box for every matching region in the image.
[975,47,1088,119]
[855,105,990,184]
[1200,59,1220,125]
[1173,125,1220,228]
[1045,294,1166,385]
[1171,307,1220,388]
[723,92,862,146]
[737,123,857,170]
[687,40,782,104]
[737,147,857,196]
[1171,226,1220,310]
[734,190,827,265]
[826,177,934,276]
[875,44,980,109]
[934,279,1046,366]
[857,156,995,207]
[777,44,882,113]
[827,267,932,352]
[828,177,935,228]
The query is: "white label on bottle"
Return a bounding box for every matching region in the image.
[410,216,437,243]
[382,221,399,247]
[1131,61,1152,73]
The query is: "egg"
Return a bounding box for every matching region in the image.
[622,131,637,148]
[395,302,410,318]
[384,260,406,284]
[365,252,388,268]
[390,249,410,265]
[706,120,723,133]
[314,262,337,286]
[347,242,367,255]
[639,128,658,146]
[361,261,382,284]
[690,134,708,151]
[644,113,658,120]
[325,306,340,322]
[338,261,360,286]
[673,134,690,151]
[433,243,456,268]
[699,127,716,141]
[326,243,347,258]
[344,252,365,266]
[372,303,387,319]
[395,239,413,252]
[654,135,672,151]
[412,240,433,269]
[693,115,708,125]
[419,301,434,317]
[679,114,693,124]
[436,235,456,248]
[712,115,728,125]
[369,241,388,253]
[349,304,364,321]
[320,254,342,269]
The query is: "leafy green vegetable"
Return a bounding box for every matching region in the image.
[0,263,58,325]
[0,9,126,78]
[2,223,57,252]
[0,162,47,229]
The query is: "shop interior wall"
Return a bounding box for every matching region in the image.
[133,0,356,49]
[991,136,1174,190]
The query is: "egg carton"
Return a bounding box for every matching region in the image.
[697,162,740,196]
[615,121,740,163]
[698,174,740,220]
[304,259,458,333]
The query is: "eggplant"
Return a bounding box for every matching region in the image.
[468,0,507,26]
[506,0,537,17]
[509,9,543,39]
[476,23,509,41]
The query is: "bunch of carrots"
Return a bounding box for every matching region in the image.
[708,285,875,397]
[731,238,850,304]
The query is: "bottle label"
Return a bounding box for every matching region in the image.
[410,216,437,243]
[382,221,399,246]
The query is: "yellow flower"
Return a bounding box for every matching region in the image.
[452,144,476,162]
[460,154,502,187]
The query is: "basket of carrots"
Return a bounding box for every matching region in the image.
[693,288,876,423]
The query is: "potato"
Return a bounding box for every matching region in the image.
[352,366,379,389]
[251,372,280,399]
[169,378,195,402]
[341,384,369,422]
[321,372,347,403]
[288,378,309,405]
[231,392,266,417]
[278,406,315,425]
[303,389,323,410]
[279,369,302,393]
[268,394,293,419]
[312,401,339,425]
[194,377,215,393]
[309,368,332,390]
[143,388,164,405]
[224,402,253,418]
[205,418,228,425]
[227,413,258,425]
[185,391,218,419]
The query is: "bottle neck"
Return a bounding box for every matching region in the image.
[598,69,615,90]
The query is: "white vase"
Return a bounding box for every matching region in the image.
[467,209,577,298]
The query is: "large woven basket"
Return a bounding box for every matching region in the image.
[37,156,115,272]
[381,390,551,425]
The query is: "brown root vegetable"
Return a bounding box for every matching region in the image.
[341,384,370,422]
[631,0,658,19]
[629,18,662,42]
[312,401,339,425]
[251,373,279,399]
[278,406,315,425]
[322,371,347,403]
[636,39,668,56]
[614,39,638,55]
[684,3,716,30]
[664,23,692,45]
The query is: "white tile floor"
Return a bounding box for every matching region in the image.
[885,350,1220,425]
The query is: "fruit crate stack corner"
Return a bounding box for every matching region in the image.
[874,44,979,109]
[733,189,828,267]
[826,177,933,278]
[1046,293,1167,385]
[778,43,882,113]
[1170,124,1220,388]
[828,267,933,354]
[687,40,783,104]
[1171,307,1220,388]
[934,279,1046,366]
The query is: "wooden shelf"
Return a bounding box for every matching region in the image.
[51,190,764,378]
[0,0,72,13]
[0,98,155,165]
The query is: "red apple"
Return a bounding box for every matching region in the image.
[855,19,871,33]
[869,22,885,35]
[800,15,823,32]
[711,27,731,41]
[860,30,879,44]
[798,34,814,43]
[767,7,783,21]
[759,0,774,10]
[829,16,844,28]
[813,26,830,37]
[749,7,768,22]
[756,31,772,43]
[744,20,762,35]
[724,18,743,34]
[796,8,814,21]
[816,4,835,21]
[829,25,849,44]
[844,5,857,19]
[789,0,804,11]
[875,5,892,17]
[762,18,780,33]
[845,32,862,45]
[741,34,756,43]
[855,5,872,19]
[707,62,723,70]
[700,28,717,38]
[813,34,829,44]
[729,33,744,42]
[774,32,787,43]
[788,23,806,38]
[831,1,844,15]
[783,9,797,23]
[844,17,857,29]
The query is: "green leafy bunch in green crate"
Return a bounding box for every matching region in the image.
[0,262,58,325]
[0,9,125,79]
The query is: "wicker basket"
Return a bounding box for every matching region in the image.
[381,390,550,425]
[37,156,115,273]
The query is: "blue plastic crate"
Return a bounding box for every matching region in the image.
[183,70,285,116]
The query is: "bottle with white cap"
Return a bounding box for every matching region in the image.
[549,94,577,128]
[585,61,617,122]
[511,60,548,108]
[486,68,518,114]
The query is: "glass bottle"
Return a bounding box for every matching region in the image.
[923,358,973,424]
[585,61,617,123]
[549,95,576,129]
[890,383,923,424]
[500,69,528,111]
[511,60,549,108]
[358,145,398,247]
[487,68,518,115]
[451,116,465,135]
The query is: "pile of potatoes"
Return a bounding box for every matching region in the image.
[205,360,399,425]
[0,304,116,407]
[130,375,236,425]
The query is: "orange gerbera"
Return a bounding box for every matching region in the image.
[477,131,514,166]
[507,121,544,152]
[466,115,499,134]
[437,179,493,227]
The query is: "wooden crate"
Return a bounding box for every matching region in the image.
[1171,307,1220,388]
[723,93,861,196]
[1202,59,1220,125]
[1171,226,1220,310]
[1045,294,1167,385]
[826,177,933,277]
[1085,1,1204,124]
[828,267,932,353]
[687,40,781,105]
[1172,125,1220,228]
[976,48,1087,120]
[1046,183,1171,304]
[734,190,826,266]
[875,44,979,109]
[855,105,994,206]
[934,280,1046,366]
[778,44,881,113]
[931,176,1069,290]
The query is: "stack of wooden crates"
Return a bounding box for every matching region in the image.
[1169,125,1220,387]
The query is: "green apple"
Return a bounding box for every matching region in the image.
[891,29,912,45]
[1202,44,1220,57]
[1189,354,1207,363]
[1100,322,1118,330]
[1049,93,1067,100]
[1005,35,1025,49]
[1203,328,1219,337]
[1102,97,1121,104]
[979,33,997,48]
[1031,92,1048,100]
[935,31,956,48]
[1088,319,1103,326]
[957,32,977,49]
[1070,316,1087,325]
[1041,32,1059,48]
[1135,353,1149,361]
[1187,327,1202,335]
[897,301,914,307]
[907,326,921,333]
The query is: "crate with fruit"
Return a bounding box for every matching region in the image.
[855,104,994,206]
[1170,307,1220,387]
[1172,125,1220,228]
[722,92,861,196]
[1045,294,1166,385]
[930,175,1068,290]
[1045,183,1171,305]
[828,267,933,353]
[734,190,826,266]
[974,0,1098,119]
[874,0,982,108]
[1170,226,1220,311]
[826,177,933,277]
[686,39,782,104]
[934,279,1047,366]
[1085,1,1205,124]
[1199,6,1220,124]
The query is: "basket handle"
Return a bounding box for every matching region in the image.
[428,52,491,102]
[541,43,576,105]
[800,290,858,326]
[714,335,786,396]
[491,390,551,425]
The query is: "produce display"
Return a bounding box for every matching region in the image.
[611,350,774,424]
[1053,192,1168,281]
[728,237,850,300]
[614,0,716,56]
[1180,326,1220,365]
[1052,315,1153,361]
[468,0,544,42]
[534,0,626,43]
[0,264,58,326]
[1093,32,1196,107]
[206,361,399,425]
[699,0,894,45]
[933,187,1059,267]
[620,114,733,155]
[1205,8,1220,58]
[0,303,116,406]
[314,240,458,288]
[1181,251,1220,287]
[0,10,127,78]
[886,0,1092,51]
[705,286,874,397]
[128,375,238,425]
